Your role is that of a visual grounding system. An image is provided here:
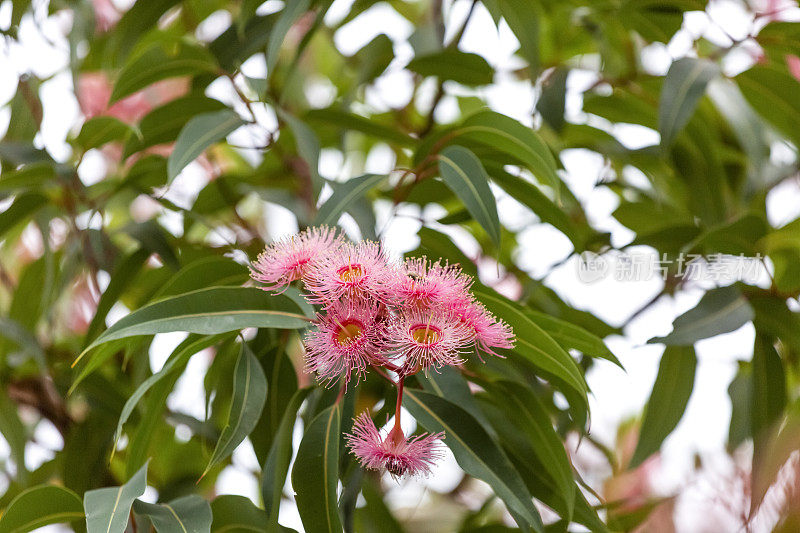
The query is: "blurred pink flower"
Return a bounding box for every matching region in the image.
[250,226,341,292]
[92,0,120,33]
[786,55,800,82]
[303,299,388,386]
[77,72,189,123]
[346,413,444,477]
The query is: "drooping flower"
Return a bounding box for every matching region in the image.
[345,413,444,478]
[250,226,341,292]
[385,307,475,374]
[303,299,388,386]
[303,240,395,305]
[389,257,473,310]
[452,299,514,357]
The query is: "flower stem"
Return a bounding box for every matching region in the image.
[335,382,346,404]
[394,376,404,432]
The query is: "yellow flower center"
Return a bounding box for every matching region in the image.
[411,325,441,345]
[337,264,363,282]
[335,321,363,346]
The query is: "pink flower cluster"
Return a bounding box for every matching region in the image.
[250,226,514,477]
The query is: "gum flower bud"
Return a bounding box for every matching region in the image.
[345,413,444,478]
[390,257,473,310]
[303,299,388,386]
[250,226,341,291]
[303,241,394,305]
[386,307,475,374]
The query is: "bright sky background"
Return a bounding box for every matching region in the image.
[2,0,800,531]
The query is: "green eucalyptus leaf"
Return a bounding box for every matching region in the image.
[86,248,151,343]
[262,388,311,530]
[474,288,589,407]
[524,309,622,367]
[438,146,501,247]
[0,485,84,533]
[658,57,718,148]
[292,404,343,533]
[75,116,137,150]
[306,108,415,146]
[649,286,754,346]
[168,110,247,181]
[407,50,494,86]
[485,380,576,518]
[125,95,227,158]
[0,192,47,239]
[403,389,543,531]
[0,392,28,486]
[630,346,697,468]
[132,496,212,533]
[457,110,559,191]
[210,495,269,532]
[76,287,310,364]
[114,334,229,451]
[203,342,268,477]
[266,0,312,76]
[738,62,800,147]
[110,44,217,103]
[84,463,148,533]
[277,109,323,195]
[314,174,385,227]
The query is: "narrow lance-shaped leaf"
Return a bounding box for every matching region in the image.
[407,50,494,86]
[113,334,229,453]
[649,286,754,346]
[132,496,212,533]
[438,145,501,248]
[152,255,248,300]
[418,366,493,433]
[0,192,47,239]
[86,248,151,342]
[457,110,559,192]
[210,495,278,533]
[751,334,786,442]
[659,57,718,148]
[124,95,227,158]
[278,109,323,197]
[262,388,311,531]
[203,343,268,477]
[168,109,246,181]
[84,462,148,533]
[630,346,697,468]
[292,404,343,533]
[487,380,576,518]
[474,288,589,407]
[109,44,217,103]
[524,309,622,367]
[750,335,788,514]
[266,0,311,77]
[0,316,46,370]
[314,173,385,227]
[0,392,28,485]
[75,287,310,366]
[0,485,84,533]
[403,389,543,531]
[75,116,137,151]
[737,62,800,148]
